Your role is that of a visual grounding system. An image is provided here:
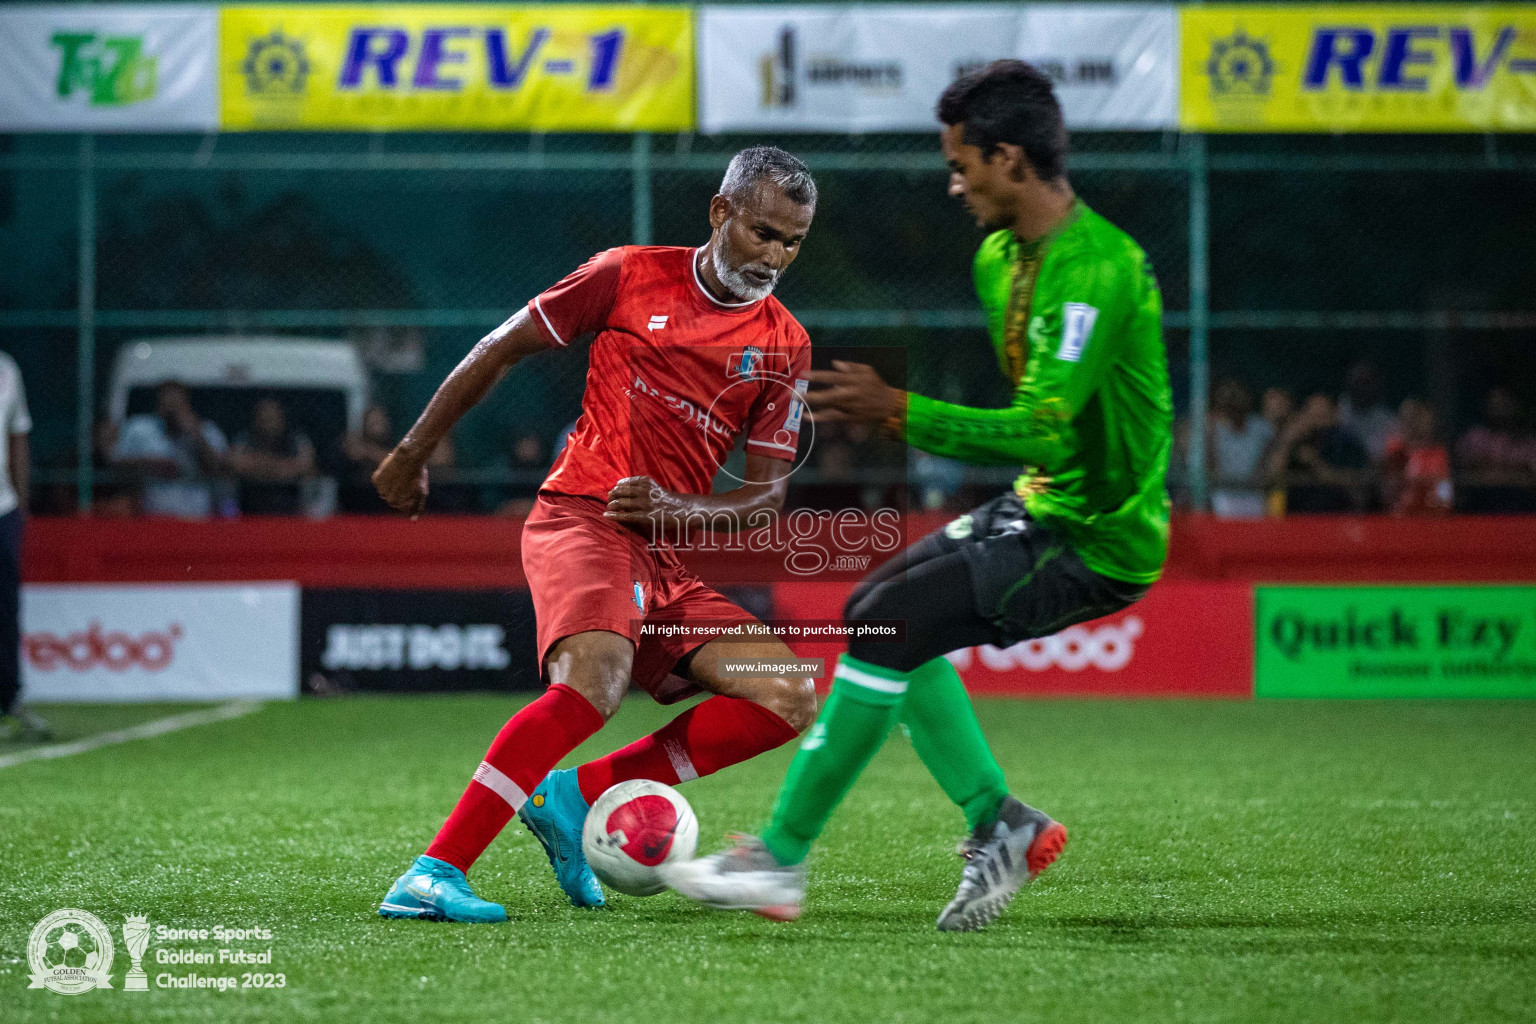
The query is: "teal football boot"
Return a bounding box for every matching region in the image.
[378,855,507,923]
[518,768,605,907]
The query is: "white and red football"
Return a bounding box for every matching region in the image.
[581,780,699,897]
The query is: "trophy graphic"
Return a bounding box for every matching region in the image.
[122,915,151,991]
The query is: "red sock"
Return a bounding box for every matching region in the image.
[575,696,799,805]
[425,683,604,873]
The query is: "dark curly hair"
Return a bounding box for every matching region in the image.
[937,60,1068,181]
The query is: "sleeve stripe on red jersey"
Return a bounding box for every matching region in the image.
[531,296,567,347]
[747,438,797,454]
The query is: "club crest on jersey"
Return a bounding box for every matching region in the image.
[633,582,647,613]
[733,345,765,380]
[725,347,791,382]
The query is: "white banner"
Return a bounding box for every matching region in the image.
[22,583,299,702]
[0,5,218,132]
[700,4,1178,132]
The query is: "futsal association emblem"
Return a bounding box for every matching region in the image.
[27,909,116,995]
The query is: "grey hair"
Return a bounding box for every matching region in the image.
[719,146,817,208]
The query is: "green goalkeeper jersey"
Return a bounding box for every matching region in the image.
[904,200,1172,584]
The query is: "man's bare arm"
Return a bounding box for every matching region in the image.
[373,308,550,516]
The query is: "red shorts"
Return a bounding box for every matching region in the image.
[521,493,757,703]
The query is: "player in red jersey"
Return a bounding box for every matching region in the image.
[373,147,820,922]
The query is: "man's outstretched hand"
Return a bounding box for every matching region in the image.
[373,448,430,519]
[803,360,904,426]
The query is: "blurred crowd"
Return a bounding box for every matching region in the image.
[24,365,1536,520]
[81,381,486,518]
[1182,361,1536,518]
[60,377,922,519]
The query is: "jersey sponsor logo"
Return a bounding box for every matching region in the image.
[949,616,1144,673]
[647,314,668,331]
[321,624,510,671]
[24,622,184,672]
[629,372,733,441]
[633,582,647,613]
[1057,302,1100,362]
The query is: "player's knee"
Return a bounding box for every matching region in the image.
[544,634,632,720]
[765,673,817,733]
[565,671,626,721]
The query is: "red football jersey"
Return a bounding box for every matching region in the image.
[527,246,812,501]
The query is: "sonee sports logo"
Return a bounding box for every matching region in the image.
[949,616,1144,673]
[24,623,184,672]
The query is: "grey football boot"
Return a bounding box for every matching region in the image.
[936,796,1067,932]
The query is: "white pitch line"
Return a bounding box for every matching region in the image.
[0,700,262,771]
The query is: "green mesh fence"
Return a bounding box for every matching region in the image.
[1,129,1534,515]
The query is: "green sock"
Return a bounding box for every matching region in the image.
[900,657,1010,830]
[760,655,908,866]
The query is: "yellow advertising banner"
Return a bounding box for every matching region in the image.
[1181,6,1536,131]
[220,5,693,131]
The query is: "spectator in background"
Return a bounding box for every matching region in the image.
[1208,378,1273,519]
[1256,386,1297,515]
[550,417,580,464]
[230,396,314,515]
[423,433,474,514]
[912,450,966,511]
[338,405,397,513]
[495,434,549,517]
[1383,399,1452,515]
[1456,386,1536,513]
[341,405,395,473]
[0,350,45,741]
[1264,393,1371,513]
[339,405,456,514]
[1337,361,1396,465]
[112,381,229,519]
[1260,386,1295,435]
[91,416,136,517]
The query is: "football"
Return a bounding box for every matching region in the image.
[581,780,699,896]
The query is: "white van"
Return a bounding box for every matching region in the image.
[107,336,372,515]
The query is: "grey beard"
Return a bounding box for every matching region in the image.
[711,239,778,302]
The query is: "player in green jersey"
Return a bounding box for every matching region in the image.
[667,61,1173,930]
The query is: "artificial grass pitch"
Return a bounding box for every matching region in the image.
[2,696,1533,1024]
